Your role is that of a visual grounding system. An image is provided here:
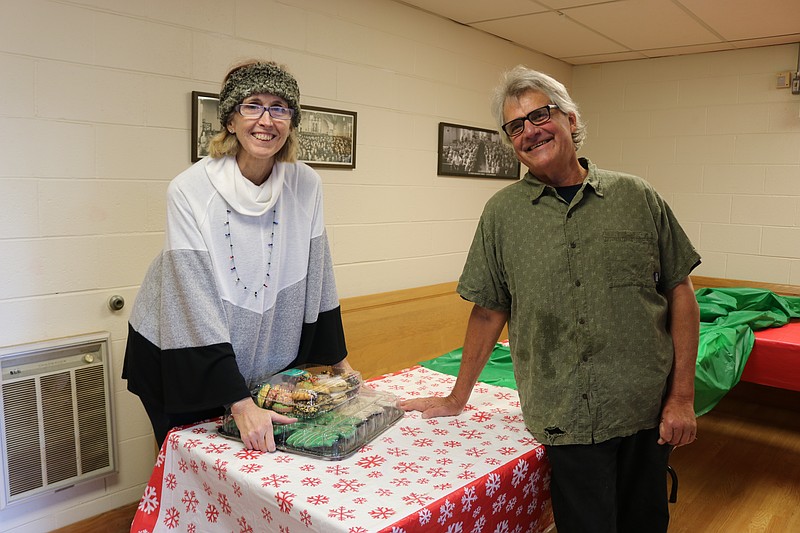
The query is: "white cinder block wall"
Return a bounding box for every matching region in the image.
[572,44,800,284]
[0,0,567,531]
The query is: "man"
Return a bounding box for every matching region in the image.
[400,65,700,532]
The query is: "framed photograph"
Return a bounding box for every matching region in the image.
[191,91,221,162]
[297,106,357,169]
[437,122,520,179]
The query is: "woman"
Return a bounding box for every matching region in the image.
[123,60,349,452]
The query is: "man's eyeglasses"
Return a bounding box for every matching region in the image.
[502,104,559,137]
[235,104,294,121]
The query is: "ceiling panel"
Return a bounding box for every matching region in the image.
[396,0,547,24]
[394,0,800,65]
[474,11,628,59]
[680,0,800,41]
[565,0,722,50]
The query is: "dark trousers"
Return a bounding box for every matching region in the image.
[141,400,223,448]
[544,427,672,533]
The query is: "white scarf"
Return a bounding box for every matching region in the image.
[205,156,284,216]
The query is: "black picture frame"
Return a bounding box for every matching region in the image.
[297,105,357,169]
[191,91,221,162]
[437,122,520,179]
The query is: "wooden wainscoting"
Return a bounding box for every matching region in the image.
[339,281,489,379]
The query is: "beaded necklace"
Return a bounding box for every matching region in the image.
[224,207,278,298]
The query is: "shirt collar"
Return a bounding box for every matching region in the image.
[523,157,604,202]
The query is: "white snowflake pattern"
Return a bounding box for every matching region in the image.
[461,486,477,512]
[138,485,159,514]
[511,459,529,488]
[437,499,455,524]
[492,493,507,514]
[485,472,502,497]
[446,522,465,533]
[418,508,432,525]
[492,519,510,533]
[471,514,486,533]
[505,496,517,512]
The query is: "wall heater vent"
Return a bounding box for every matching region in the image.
[0,332,116,508]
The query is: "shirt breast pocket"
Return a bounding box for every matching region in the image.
[603,230,658,288]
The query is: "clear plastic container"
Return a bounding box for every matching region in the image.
[250,365,363,419]
[219,386,403,460]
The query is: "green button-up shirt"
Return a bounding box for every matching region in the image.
[458,158,701,445]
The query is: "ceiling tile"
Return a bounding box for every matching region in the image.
[474,11,628,59]
[393,0,800,65]
[397,0,547,24]
[679,0,800,41]
[565,0,722,50]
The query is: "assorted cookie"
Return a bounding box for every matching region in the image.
[251,366,362,419]
[219,366,402,460]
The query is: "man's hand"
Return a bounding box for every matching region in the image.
[657,396,697,447]
[400,394,466,419]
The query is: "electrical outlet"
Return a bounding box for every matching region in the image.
[778,71,792,88]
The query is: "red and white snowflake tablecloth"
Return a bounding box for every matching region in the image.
[131,366,553,533]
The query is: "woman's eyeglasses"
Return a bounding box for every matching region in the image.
[235,104,294,121]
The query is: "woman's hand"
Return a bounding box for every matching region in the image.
[230,397,297,452]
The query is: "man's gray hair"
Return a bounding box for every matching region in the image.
[490,65,586,150]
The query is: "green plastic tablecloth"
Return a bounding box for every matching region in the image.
[419,288,800,416]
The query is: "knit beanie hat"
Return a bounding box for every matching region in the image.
[218,62,301,128]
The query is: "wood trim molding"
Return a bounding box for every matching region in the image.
[339,282,488,379]
[691,275,800,297]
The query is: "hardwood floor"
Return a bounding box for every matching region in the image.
[668,383,800,532]
[53,383,798,533]
[51,502,137,533]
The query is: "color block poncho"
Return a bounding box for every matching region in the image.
[123,156,347,414]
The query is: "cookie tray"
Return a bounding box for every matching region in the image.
[218,388,404,460]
